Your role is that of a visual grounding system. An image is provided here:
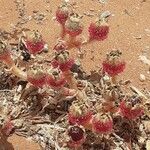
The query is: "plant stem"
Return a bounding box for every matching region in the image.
[126,139,132,150]
[63,70,85,101]
[112,76,117,84]
[63,70,78,90]
[60,25,66,39]
[67,37,94,50]
[67,36,82,49]
[11,65,27,80]
[4,58,27,81]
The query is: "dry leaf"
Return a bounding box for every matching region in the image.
[146,140,150,150]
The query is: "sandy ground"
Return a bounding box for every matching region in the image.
[0,0,150,149]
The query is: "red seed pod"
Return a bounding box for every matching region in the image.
[88,20,109,41]
[92,113,113,134]
[68,101,92,126]
[119,99,144,120]
[52,50,74,72]
[46,68,66,89]
[56,3,69,25]
[0,40,12,64]
[27,64,46,88]
[65,13,83,37]
[53,40,68,52]
[102,50,125,76]
[1,120,14,136]
[25,31,45,55]
[67,125,86,148]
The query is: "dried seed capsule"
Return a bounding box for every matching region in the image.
[67,125,85,148]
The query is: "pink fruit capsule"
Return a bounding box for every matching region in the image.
[56,4,69,25]
[92,113,113,134]
[68,101,92,126]
[46,68,66,89]
[68,111,92,126]
[25,40,45,55]
[25,31,45,55]
[52,51,74,72]
[88,21,109,41]
[27,65,46,88]
[102,60,125,76]
[102,50,125,76]
[65,13,83,37]
[119,100,144,120]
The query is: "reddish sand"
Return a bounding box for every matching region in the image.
[0,0,150,149]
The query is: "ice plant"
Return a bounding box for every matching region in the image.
[68,101,92,127]
[56,2,70,38]
[27,64,46,88]
[23,30,46,55]
[67,125,86,148]
[0,40,27,80]
[65,13,83,48]
[102,50,125,84]
[92,113,113,134]
[88,17,109,41]
[119,99,144,120]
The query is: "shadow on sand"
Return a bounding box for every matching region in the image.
[0,137,14,150]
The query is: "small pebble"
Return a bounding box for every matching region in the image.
[100,10,111,19]
[103,75,110,81]
[99,0,108,4]
[139,74,146,82]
